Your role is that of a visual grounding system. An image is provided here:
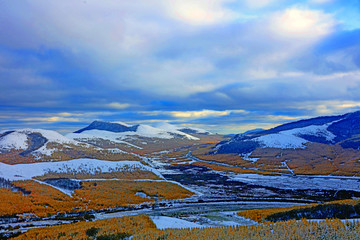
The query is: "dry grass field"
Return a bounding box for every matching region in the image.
[0,179,194,218]
[10,215,360,240]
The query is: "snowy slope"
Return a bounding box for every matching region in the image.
[215,113,357,154]
[252,122,337,149]
[0,129,80,154]
[0,131,28,150]
[68,122,200,141]
[155,122,211,135]
[254,133,308,149]
[145,123,200,140]
[282,123,336,142]
[25,128,79,145]
[66,130,143,149]
[0,158,163,181]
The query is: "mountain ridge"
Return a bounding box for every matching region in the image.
[215,110,360,154]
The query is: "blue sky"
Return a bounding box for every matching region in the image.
[1,0,360,134]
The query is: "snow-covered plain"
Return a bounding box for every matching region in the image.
[0,158,163,181]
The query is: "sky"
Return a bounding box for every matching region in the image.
[1,0,360,134]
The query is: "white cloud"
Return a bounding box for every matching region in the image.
[105,102,131,110]
[162,0,237,25]
[171,110,229,118]
[299,100,360,115]
[237,7,337,80]
[310,0,334,4]
[58,112,84,117]
[19,117,80,123]
[314,71,360,81]
[270,7,336,39]
[171,109,247,118]
[139,109,248,119]
[245,0,278,8]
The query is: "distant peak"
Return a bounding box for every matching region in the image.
[74,121,138,133]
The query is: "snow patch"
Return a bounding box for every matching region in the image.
[282,124,336,142]
[33,145,56,156]
[241,152,259,162]
[150,216,203,229]
[137,124,199,140]
[135,192,151,199]
[254,133,308,149]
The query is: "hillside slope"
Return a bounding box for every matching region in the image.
[0,129,139,164]
[216,111,360,154]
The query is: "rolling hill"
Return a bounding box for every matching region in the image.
[67,121,220,154]
[215,111,360,154]
[0,128,140,164]
[189,111,360,176]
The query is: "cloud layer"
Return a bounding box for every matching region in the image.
[0,0,359,133]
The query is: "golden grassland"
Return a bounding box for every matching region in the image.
[0,188,34,216]
[136,135,224,156]
[11,215,155,240]
[133,219,360,240]
[193,152,257,168]
[0,150,35,165]
[192,142,360,176]
[251,143,360,176]
[10,181,81,217]
[191,161,280,175]
[74,180,194,211]
[238,198,360,222]
[11,216,360,240]
[0,179,194,218]
[66,134,224,158]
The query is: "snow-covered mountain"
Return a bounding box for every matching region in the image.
[0,128,136,163]
[0,128,82,156]
[215,111,360,154]
[74,120,138,133]
[68,121,202,143]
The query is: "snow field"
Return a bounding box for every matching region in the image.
[0,158,163,181]
[150,216,203,229]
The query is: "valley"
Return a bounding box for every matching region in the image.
[1,115,360,239]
